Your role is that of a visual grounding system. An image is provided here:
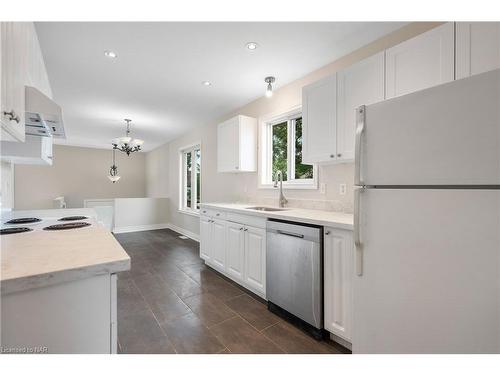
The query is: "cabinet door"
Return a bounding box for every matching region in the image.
[210,219,227,272]
[217,117,239,172]
[225,221,245,282]
[337,52,385,161]
[302,75,337,164]
[324,227,353,341]
[244,226,266,296]
[1,22,28,141]
[385,22,454,99]
[456,22,500,80]
[199,216,212,261]
[26,23,52,99]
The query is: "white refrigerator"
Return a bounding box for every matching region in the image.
[353,69,500,353]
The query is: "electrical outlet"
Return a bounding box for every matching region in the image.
[339,183,347,195]
[320,183,326,194]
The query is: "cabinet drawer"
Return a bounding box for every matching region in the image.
[226,212,266,229]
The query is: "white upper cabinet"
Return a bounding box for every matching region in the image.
[385,22,455,99]
[217,115,257,173]
[302,75,337,164]
[455,22,500,80]
[336,52,385,161]
[1,22,53,142]
[324,227,354,342]
[1,22,28,142]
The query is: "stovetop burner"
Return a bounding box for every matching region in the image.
[4,217,42,225]
[43,222,91,231]
[0,227,33,235]
[58,216,89,221]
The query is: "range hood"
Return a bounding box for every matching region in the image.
[25,86,65,138]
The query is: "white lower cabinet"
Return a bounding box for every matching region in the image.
[225,221,245,283]
[1,273,117,353]
[243,225,266,296]
[199,216,212,261]
[324,227,354,342]
[200,211,266,298]
[199,216,227,272]
[210,219,227,272]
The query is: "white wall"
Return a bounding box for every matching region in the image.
[113,197,169,232]
[145,22,444,237]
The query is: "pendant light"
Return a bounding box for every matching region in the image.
[112,119,144,156]
[108,148,121,183]
[265,76,275,98]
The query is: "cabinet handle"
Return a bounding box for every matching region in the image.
[216,213,220,216]
[3,110,20,123]
[337,154,342,158]
[239,227,244,231]
[355,106,366,186]
[244,228,248,231]
[329,154,334,158]
[354,187,364,276]
[235,166,239,170]
[325,231,330,235]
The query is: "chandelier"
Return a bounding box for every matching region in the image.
[108,148,121,183]
[112,119,144,156]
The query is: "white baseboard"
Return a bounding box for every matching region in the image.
[112,223,170,234]
[166,223,200,242]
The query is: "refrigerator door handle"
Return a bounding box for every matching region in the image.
[354,187,363,276]
[354,105,366,186]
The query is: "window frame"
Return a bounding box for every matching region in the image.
[259,106,318,190]
[179,142,201,216]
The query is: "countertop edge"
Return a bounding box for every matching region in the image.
[200,203,354,230]
[1,257,131,295]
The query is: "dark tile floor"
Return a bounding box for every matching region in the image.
[114,229,348,354]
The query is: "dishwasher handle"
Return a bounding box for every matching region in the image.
[276,230,305,239]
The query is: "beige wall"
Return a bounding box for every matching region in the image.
[15,144,146,209]
[146,22,444,236]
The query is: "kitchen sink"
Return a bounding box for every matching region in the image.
[245,206,288,212]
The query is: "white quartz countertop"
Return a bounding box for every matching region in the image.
[201,203,354,230]
[1,220,130,294]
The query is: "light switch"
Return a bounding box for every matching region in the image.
[339,183,347,195]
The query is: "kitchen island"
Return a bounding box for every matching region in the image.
[0,213,130,354]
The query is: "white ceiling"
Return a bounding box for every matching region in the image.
[35,22,406,151]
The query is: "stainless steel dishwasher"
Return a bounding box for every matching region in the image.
[266,219,324,339]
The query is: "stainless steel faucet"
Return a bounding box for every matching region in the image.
[273,170,288,208]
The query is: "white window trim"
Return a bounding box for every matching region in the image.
[258,105,318,190]
[178,142,201,216]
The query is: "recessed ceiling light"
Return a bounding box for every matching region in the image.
[202,81,212,86]
[104,50,117,58]
[246,42,258,50]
